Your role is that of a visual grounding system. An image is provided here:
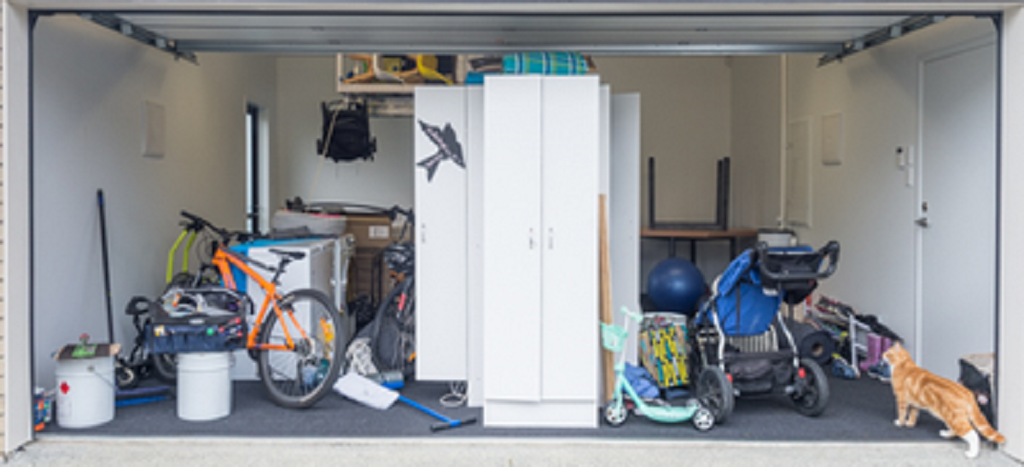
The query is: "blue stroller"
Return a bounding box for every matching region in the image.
[691,241,840,423]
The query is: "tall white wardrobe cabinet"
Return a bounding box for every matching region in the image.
[413,86,482,382]
[482,75,601,427]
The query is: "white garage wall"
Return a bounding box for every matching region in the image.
[32,16,277,387]
[273,56,414,212]
[785,16,996,355]
[1000,6,1024,458]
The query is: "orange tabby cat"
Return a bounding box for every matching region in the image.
[883,342,1005,458]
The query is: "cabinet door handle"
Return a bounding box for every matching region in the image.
[421,224,427,243]
[548,227,554,249]
[529,228,535,249]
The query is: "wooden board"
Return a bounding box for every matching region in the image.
[599,194,614,403]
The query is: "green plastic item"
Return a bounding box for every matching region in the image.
[71,334,98,358]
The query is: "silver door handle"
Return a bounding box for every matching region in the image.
[529,228,535,249]
[421,224,427,243]
[548,228,554,249]
[915,217,929,227]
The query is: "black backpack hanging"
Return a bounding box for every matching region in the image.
[317,100,377,162]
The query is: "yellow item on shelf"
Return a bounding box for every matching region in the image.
[415,55,453,85]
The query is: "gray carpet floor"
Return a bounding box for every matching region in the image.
[43,375,948,441]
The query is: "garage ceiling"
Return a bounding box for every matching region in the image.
[64,9,973,64]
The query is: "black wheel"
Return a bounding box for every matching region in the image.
[604,401,628,427]
[696,366,734,424]
[371,278,416,377]
[151,353,178,383]
[258,289,345,409]
[692,406,715,431]
[115,362,139,389]
[791,358,830,417]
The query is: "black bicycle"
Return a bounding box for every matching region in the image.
[368,206,416,377]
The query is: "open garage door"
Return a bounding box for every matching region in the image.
[4,1,1011,457]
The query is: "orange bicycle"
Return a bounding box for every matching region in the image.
[179,211,345,408]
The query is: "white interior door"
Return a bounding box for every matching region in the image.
[540,76,600,401]
[414,87,468,381]
[918,41,997,379]
[483,76,543,401]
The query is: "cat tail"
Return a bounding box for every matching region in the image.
[971,404,1006,444]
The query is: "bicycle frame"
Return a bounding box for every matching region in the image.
[210,246,309,353]
[165,228,199,284]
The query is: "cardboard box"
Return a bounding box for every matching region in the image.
[345,214,396,249]
[348,247,396,304]
[343,213,411,304]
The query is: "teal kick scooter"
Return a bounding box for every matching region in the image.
[602,306,715,431]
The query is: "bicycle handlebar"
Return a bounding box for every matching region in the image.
[180,210,255,245]
[386,205,414,225]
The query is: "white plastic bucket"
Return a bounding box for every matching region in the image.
[177,352,232,421]
[55,356,115,429]
[758,228,796,248]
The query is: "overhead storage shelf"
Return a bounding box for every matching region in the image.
[335,54,468,95]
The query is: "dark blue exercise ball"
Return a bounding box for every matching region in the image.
[648,258,706,315]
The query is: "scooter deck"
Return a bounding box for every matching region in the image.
[641,404,699,423]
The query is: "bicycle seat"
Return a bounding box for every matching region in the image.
[269,249,306,261]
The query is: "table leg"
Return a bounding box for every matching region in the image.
[690,241,697,263]
[729,237,737,259]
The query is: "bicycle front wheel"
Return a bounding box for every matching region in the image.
[258,289,345,409]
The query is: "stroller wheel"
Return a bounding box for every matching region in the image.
[696,366,734,424]
[791,358,830,417]
[604,401,628,427]
[692,406,715,431]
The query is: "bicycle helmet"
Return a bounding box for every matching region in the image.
[384,242,415,275]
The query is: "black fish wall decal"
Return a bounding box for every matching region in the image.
[417,119,465,182]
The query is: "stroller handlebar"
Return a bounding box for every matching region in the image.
[755,240,840,282]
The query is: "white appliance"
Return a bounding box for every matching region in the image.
[231,237,353,381]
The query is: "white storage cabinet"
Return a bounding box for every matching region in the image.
[413,86,484,382]
[482,75,601,427]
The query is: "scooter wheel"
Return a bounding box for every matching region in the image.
[604,402,628,427]
[692,406,715,431]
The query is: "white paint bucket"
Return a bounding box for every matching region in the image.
[55,356,115,429]
[177,352,232,421]
[757,228,797,248]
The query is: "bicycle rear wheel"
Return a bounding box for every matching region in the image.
[258,289,345,409]
[371,277,416,377]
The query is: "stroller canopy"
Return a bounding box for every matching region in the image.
[703,248,786,337]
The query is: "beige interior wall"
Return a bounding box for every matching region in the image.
[593,56,732,229]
